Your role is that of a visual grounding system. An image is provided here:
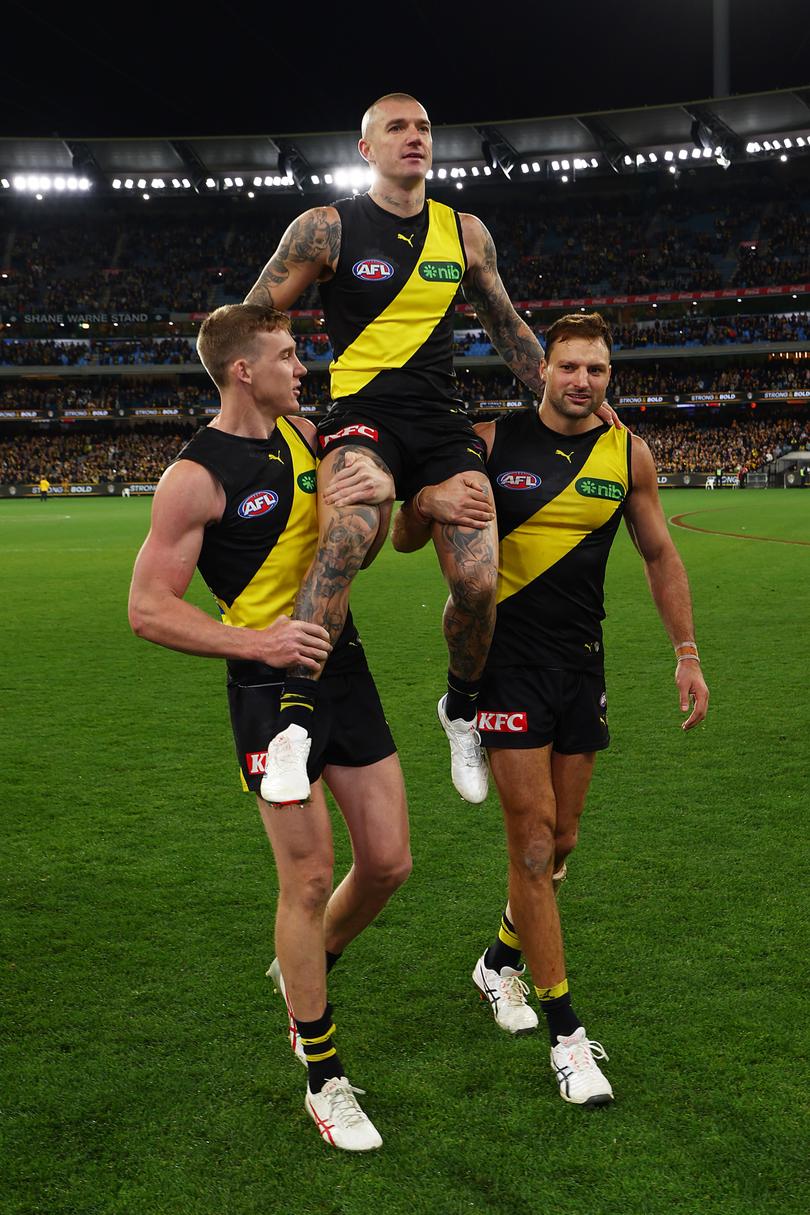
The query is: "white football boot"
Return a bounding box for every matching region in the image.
[550,1026,614,1106]
[266,957,306,1066]
[437,695,488,803]
[260,723,311,805]
[472,952,539,1035]
[305,1077,382,1151]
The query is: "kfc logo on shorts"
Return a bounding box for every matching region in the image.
[476,711,528,732]
[496,471,541,490]
[319,424,379,449]
[352,259,394,281]
[237,490,278,518]
[246,752,267,775]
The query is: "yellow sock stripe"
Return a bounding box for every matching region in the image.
[303,1046,337,1063]
[299,1024,336,1046]
[498,917,521,950]
[280,697,315,711]
[535,977,569,1002]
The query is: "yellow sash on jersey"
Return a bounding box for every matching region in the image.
[497,427,630,604]
[216,418,317,628]
[330,199,464,400]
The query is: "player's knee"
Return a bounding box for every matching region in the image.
[280,865,333,916]
[513,824,556,882]
[449,561,497,614]
[554,825,579,862]
[358,846,413,894]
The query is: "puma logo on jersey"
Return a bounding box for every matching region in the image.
[267,452,284,465]
[555,449,575,463]
[397,232,414,246]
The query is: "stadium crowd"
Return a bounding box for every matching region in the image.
[2,180,809,320]
[2,410,807,486]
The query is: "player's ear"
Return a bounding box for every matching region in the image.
[358,137,373,165]
[231,357,250,385]
[540,358,548,380]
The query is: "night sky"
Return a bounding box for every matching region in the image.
[2,0,809,139]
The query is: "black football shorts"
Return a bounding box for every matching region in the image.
[476,664,610,754]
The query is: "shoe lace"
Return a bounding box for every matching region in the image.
[456,723,484,766]
[500,973,530,1006]
[567,1037,609,1070]
[323,1078,369,1128]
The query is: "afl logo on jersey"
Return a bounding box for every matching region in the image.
[237,490,278,519]
[352,259,394,281]
[496,471,541,490]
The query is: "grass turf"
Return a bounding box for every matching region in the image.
[1,490,808,1215]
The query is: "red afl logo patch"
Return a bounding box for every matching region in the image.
[237,490,278,518]
[496,471,541,490]
[352,259,394,281]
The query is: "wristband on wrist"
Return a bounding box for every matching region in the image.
[675,641,700,664]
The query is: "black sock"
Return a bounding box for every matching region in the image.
[278,676,318,733]
[484,911,522,972]
[445,671,481,722]
[535,979,583,1044]
[326,950,341,974]
[295,1003,344,1093]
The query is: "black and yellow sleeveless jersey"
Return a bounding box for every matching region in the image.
[319,193,466,411]
[485,408,633,670]
[174,421,358,675]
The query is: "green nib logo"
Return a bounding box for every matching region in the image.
[297,471,317,494]
[576,477,625,501]
[418,261,462,283]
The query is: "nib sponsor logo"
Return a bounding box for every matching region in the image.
[476,711,528,733]
[246,752,267,775]
[319,424,379,449]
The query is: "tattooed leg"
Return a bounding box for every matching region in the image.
[286,445,387,680]
[432,472,498,682]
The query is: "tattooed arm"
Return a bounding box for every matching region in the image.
[460,213,545,396]
[244,206,341,309]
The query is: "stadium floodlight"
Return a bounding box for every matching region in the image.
[561,159,570,171]
[520,162,529,173]
[623,154,632,166]
[780,154,788,162]
[172,177,182,188]
[797,136,807,147]
[648,152,658,163]
[310,174,320,185]
[78,177,90,191]
[224,177,233,188]
[142,193,150,200]
[772,139,781,149]
[0,178,9,188]
[590,158,598,168]
[253,176,262,186]
[234,177,243,187]
[151,178,164,189]
[205,177,216,189]
[551,160,560,172]
[483,166,492,176]
[691,149,702,159]
[746,142,760,153]
[763,140,772,150]
[669,165,677,175]
[456,182,463,189]
[532,161,540,172]
[437,168,447,178]
[123,178,133,189]
[324,173,333,184]
[247,191,255,198]
[664,149,674,161]
[181,178,191,189]
[716,152,731,169]
[636,153,645,166]
[783,138,793,148]
[12,175,24,190]
[561,175,569,183]
[137,178,146,189]
[678,149,688,160]
[471,166,479,176]
[425,169,434,179]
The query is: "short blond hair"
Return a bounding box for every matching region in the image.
[361,93,427,139]
[197,303,291,388]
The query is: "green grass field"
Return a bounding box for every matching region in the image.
[2,490,808,1215]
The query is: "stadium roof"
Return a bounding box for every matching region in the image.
[2,87,810,196]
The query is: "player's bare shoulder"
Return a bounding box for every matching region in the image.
[282,205,342,278]
[458,212,494,272]
[288,415,318,452]
[154,455,225,527]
